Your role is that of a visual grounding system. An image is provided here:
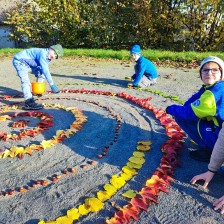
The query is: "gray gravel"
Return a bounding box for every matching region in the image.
[0,56,223,224]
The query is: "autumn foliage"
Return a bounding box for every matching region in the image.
[3,0,224,51]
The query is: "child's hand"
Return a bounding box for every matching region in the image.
[213,195,224,214]
[50,84,59,93]
[190,171,215,188]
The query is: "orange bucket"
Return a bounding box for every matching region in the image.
[31,82,46,95]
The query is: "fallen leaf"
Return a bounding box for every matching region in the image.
[84,197,104,212]
[129,156,145,165]
[130,197,148,211]
[56,215,73,224]
[122,190,136,198]
[127,162,142,169]
[110,175,126,189]
[133,151,145,158]
[67,208,80,220]
[136,145,151,151]
[78,204,90,215]
[137,141,152,146]
[97,190,111,202]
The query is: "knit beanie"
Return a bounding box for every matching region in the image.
[130,44,141,55]
[50,44,64,58]
[200,56,224,79]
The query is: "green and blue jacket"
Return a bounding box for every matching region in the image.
[167,81,224,135]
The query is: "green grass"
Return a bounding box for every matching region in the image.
[0,48,223,63]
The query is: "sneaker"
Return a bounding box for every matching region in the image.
[189,149,212,163]
[24,98,43,110]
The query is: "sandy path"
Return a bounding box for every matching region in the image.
[0,57,223,224]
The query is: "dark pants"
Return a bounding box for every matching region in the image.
[175,118,220,151]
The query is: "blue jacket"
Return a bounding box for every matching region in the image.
[167,81,224,136]
[13,48,53,85]
[132,56,158,86]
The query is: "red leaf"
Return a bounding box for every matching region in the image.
[114,211,128,223]
[140,192,158,203]
[130,197,148,211]
[18,153,23,159]
[140,187,159,195]
[122,205,139,221]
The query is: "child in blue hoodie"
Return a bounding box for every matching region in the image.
[12,44,63,110]
[166,56,224,162]
[128,44,158,88]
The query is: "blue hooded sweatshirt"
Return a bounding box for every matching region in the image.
[132,56,158,86]
[13,48,53,85]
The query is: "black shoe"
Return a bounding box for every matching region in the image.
[24,98,43,110]
[189,149,212,163]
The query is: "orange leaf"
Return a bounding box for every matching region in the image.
[122,205,139,221]
[130,197,148,211]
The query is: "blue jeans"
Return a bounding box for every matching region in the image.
[175,118,220,151]
[13,59,45,100]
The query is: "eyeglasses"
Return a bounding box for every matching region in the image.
[201,68,220,75]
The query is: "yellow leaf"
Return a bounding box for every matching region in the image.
[127,162,142,169]
[103,184,117,196]
[129,156,145,165]
[78,204,90,215]
[9,146,19,153]
[43,103,51,107]
[37,220,45,224]
[53,103,62,108]
[125,76,132,80]
[56,215,73,224]
[106,217,119,223]
[65,107,77,111]
[137,145,151,151]
[0,115,10,121]
[122,166,138,175]
[56,130,64,136]
[38,220,56,223]
[110,175,126,189]
[14,147,25,157]
[1,107,9,112]
[67,208,80,220]
[120,172,133,181]
[146,178,157,185]
[84,197,104,212]
[137,141,152,145]
[97,190,111,202]
[24,146,33,155]
[2,149,15,158]
[64,129,74,137]
[6,134,12,140]
[41,140,54,149]
[133,151,145,157]
[122,190,136,198]
[29,144,43,151]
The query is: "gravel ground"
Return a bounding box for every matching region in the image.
[0,56,224,224]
